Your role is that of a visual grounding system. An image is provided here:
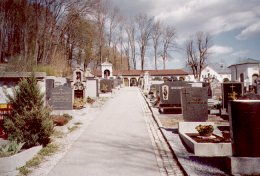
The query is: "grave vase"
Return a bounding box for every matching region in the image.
[229,100,260,157]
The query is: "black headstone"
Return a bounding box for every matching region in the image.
[100,79,113,93]
[46,79,54,104]
[50,85,73,110]
[230,100,260,157]
[222,82,243,109]
[181,87,208,122]
[160,81,192,106]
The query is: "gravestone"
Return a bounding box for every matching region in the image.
[150,84,161,97]
[46,79,54,104]
[86,79,98,98]
[160,81,191,106]
[158,81,192,113]
[211,82,222,98]
[100,79,113,93]
[181,87,208,122]
[50,85,73,110]
[222,82,243,109]
[256,77,260,95]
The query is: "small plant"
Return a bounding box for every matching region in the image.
[195,124,214,136]
[52,113,73,126]
[0,140,25,157]
[67,126,78,133]
[73,98,86,109]
[86,96,95,104]
[63,113,72,120]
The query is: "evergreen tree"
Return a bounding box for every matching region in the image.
[4,74,53,148]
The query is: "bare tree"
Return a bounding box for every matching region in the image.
[135,13,154,70]
[185,32,211,80]
[107,6,120,60]
[161,25,176,70]
[152,20,162,70]
[125,19,136,69]
[93,0,109,66]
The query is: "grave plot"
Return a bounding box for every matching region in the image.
[178,122,232,157]
[158,81,191,113]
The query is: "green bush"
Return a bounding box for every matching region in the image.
[0,140,25,157]
[4,74,54,148]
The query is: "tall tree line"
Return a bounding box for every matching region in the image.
[1,0,210,74]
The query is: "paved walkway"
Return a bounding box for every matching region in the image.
[48,87,161,176]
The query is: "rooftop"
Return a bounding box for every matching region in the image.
[228,58,260,67]
[91,69,188,77]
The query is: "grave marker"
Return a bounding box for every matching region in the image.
[50,85,73,110]
[86,79,98,98]
[100,79,113,93]
[222,82,243,109]
[181,87,208,122]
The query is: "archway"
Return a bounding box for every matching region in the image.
[130,78,137,86]
[124,78,129,87]
[138,77,144,88]
[104,69,110,78]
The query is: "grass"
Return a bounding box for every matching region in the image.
[52,130,65,138]
[18,143,59,176]
[67,126,79,133]
[74,122,82,126]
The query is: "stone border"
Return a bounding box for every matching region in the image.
[0,145,42,176]
[178,122,232,157]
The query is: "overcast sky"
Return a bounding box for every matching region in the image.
[110,0,260,69]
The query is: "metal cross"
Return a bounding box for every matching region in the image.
[230,85,236,92]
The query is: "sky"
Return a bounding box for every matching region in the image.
[110,0,260,69]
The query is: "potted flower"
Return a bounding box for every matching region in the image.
[195,124,214,136]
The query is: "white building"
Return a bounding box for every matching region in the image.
[228,58,260,90]
[185,63,231,83]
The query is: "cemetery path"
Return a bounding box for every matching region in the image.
[47,87,161,176]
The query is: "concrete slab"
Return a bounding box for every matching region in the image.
[178,122,232,156]
[227,157,260,175]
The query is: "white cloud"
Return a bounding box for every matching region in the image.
[209,45,233,55]
[236,22,260,40]
[231,50,249,57]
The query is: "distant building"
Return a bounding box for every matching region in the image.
[228,58,260,91]
[91,61,188,87]
[185,63,231,83]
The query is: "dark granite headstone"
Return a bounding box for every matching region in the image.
[230,100,260,157]
[160,81,191,106]
[181,87,208,122]
[222,82,243,109]
[100,79,113,93]
[50,85,73,110]
[46,79,54,104]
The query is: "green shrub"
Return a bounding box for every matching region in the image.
[0,140,25,157]
[4,74,54,148]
